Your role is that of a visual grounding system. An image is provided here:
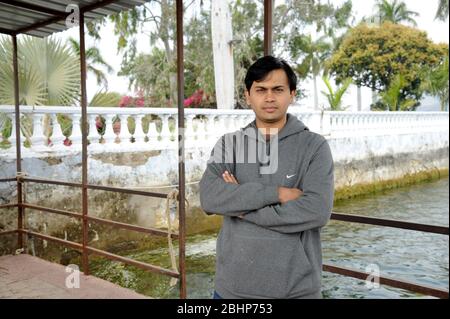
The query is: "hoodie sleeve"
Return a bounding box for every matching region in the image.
[199,135,280,217]
[242,139,334,234]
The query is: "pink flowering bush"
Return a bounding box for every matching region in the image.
[184,89,204,107]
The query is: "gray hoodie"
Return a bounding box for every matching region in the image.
[199,113,334,299]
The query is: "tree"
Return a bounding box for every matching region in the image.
[231,0,264,107]
[67,37,113,89]
[274,0,354,110]
[290,34,332,110]
[374,0,419,26]
[435,0,449,21]
[119,47,171,107]
[380,74,417,111]
[321,76,352,111]
[0,36,80,106]
[327,22,448,109]
[421,55,449,111]
[90,90,122,107]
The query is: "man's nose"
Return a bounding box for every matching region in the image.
[265,90,275,102]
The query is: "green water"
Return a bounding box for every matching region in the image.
[90,178,449,299]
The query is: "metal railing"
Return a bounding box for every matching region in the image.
[0,175,183,286]
[324,213,449,298]
[1,174,448,298]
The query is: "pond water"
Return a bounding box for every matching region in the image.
[91,177,449,299]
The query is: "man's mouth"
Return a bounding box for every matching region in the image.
[263,107,277,113]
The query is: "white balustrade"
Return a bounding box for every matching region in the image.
[7,113,17,148]
[118,115,132,144]
[132,114,146,144]
[88,114,100,145]
[102,114,117,144]
[160,115,172,146]
[69,113,82,146]
[50,114,65,147]
[0,105,448,154]
[147,120,159,148]
[30,113,46,149]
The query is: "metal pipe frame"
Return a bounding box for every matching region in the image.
[0,0,447,300]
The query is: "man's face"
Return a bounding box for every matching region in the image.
[245,69,296,125]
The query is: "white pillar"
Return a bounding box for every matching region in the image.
[160,115,172,147]
[70,113,82,146]
[132,114,146,144]
[118,114,132,144]
[102,114,117,144]
[7,114,17,148]
[88,114,100,145]
[185,114,196,147]
[147,120,159,149]
[50,114,65,147]
[29,113,47,149]
[211,0,235,109]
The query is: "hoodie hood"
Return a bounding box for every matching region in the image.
[242,113,309,142]
[240,113,309,177]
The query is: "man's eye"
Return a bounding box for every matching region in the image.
[276,88,284,92]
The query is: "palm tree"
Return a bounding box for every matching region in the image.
[290,34,332,110]
[0,36,81,143]
[321,76,352,111]
[435,0,449,21]
[380,74,417,111]
[375,0,419,26]
[0,35,80,106]
[67,37,113,89]
[421,56,449,111]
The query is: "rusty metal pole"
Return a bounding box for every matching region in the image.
[79,11,89,275]
[12,34,24,250]
[264,0,273,56]
[176,0,187,299]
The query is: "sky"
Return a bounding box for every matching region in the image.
[55,0,449,103]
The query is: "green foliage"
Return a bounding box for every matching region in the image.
[379,74,417,111]
[231,0,264,106]
[0,36,80,106]
[435,0,449,21]
[184,9,215,100]
[90,90,122,107]
[275,0,353,106]
[374,0,419,26]
[327,22,448,109]
[119,47,172,107]
[421,55,449,111]
[321,76,352,111]
[67,37,113,89]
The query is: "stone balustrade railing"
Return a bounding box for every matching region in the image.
[0,105,448,154]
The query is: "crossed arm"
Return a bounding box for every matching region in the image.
[221,171,303,219]
[199,139,334,234]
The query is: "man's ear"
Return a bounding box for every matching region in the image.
[245,90,251,106]
[290,90,296,103]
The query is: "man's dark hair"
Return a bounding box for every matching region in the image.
[244,55,297,93]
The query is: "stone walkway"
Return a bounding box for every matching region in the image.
[0,254,149,299]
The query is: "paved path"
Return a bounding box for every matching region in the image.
[0,254,149,299]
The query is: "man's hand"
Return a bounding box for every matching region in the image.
[222,170,303,212]
[222,171,244,218]
[278,187,303,204]
[222,171,238,184]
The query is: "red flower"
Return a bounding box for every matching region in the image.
[184,89,205,107]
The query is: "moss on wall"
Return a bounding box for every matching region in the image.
[334,168,448,203]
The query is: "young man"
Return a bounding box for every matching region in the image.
[199,56,334,299]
